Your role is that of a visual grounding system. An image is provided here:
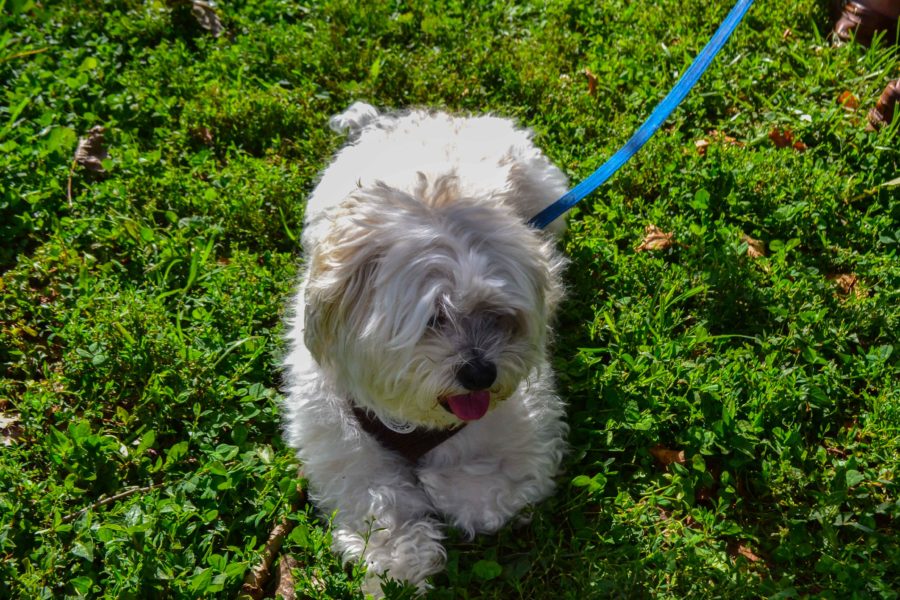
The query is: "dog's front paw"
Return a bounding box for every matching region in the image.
[361,570,430,599]
[418,459,557,537]
[337,517,446,598]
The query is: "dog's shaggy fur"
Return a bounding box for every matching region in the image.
[282,102,569,595]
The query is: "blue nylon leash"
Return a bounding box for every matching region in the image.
[528,0,755,229]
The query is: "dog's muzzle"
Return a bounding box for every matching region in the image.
[455,355,497,390]
[439,354,497,422]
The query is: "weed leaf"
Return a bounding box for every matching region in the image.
[473,559,502,580]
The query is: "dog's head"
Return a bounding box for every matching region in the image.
[304,176,565,428]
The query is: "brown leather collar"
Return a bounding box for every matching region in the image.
[350,404,465,463]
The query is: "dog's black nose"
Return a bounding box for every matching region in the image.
[455,356,497,391]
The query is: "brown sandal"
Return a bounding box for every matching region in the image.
[868,79,900,129]
[832,0,899,46]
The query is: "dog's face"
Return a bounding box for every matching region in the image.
[304,177,564,428]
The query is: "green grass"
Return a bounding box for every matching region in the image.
[2,0,898,598]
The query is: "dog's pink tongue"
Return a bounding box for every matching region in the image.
[446,390,491,421]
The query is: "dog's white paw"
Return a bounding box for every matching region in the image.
[336,517,446,597]
[418,459,556,537]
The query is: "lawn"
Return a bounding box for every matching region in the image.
[1,0,898,598]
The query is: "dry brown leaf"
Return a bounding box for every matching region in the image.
[192,126,214,146]
[274,555,299,600]
[74,125,109,172]
[769,127,806,152]
[650,445,686,466]
[583,68,598,97]
[768,127,793,148]
[830,273,857,295]
[838,90,859,110]
[824,441,849,459]
[828,273,865,299]
[635,225,675,252]
[710,129,743,147]
[696,131,744,157]
[1,412,23,447]
[741,233,766,258]
[191,0,225,37]
[730,542,762,563]
[694,138,710,156]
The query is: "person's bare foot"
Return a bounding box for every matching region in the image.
[832,0,900,46]
[868,79,900,129]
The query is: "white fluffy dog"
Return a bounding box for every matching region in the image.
[282,102,569,595]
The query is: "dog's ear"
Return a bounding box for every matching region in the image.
[328,101,379,138]
[505,162,569,238]
[303,200,381,363]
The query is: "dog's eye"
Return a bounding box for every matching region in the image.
[493,312,523,335]
[427,310,448,329]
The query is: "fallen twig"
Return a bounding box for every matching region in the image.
[66,158,76,206]
[61,482,165,523]
[0,47,48,63]
[238,484,308,600]
[274,554,299,600]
